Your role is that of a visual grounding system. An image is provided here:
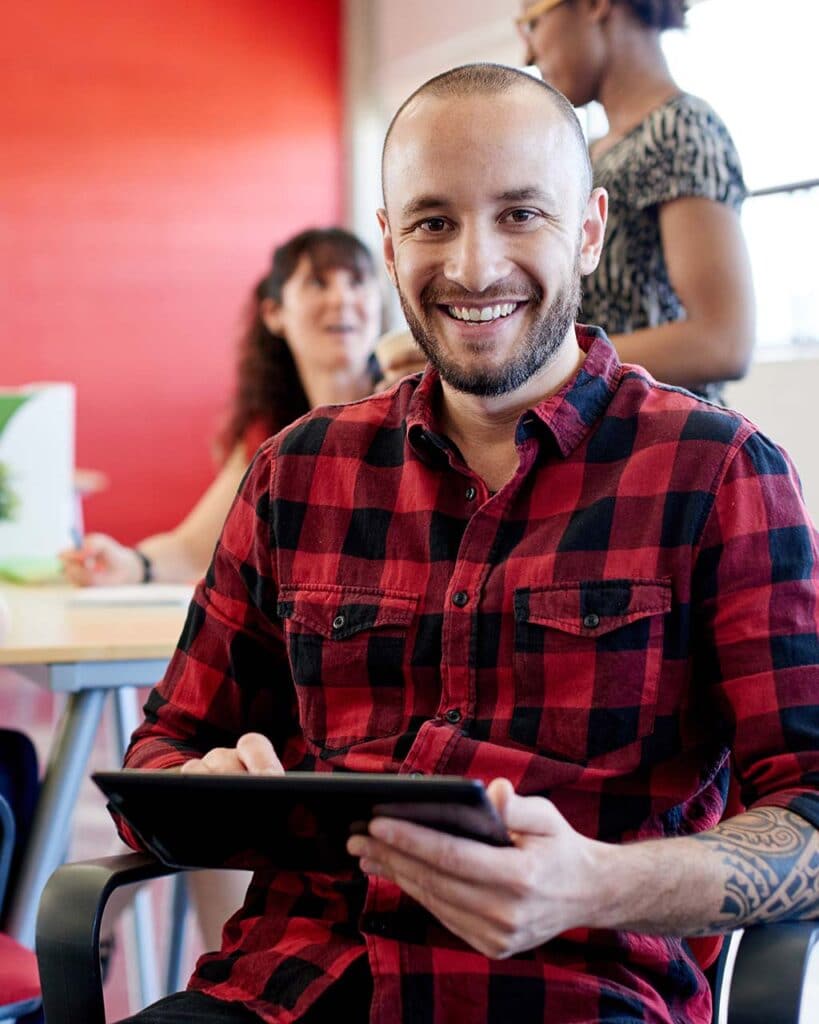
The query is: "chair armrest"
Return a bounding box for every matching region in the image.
[35,852,179,1024]
[727,921,819,1024]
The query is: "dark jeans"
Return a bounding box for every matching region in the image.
[115,957,373,1023]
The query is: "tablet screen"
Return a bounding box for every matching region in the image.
[94,770,512,871]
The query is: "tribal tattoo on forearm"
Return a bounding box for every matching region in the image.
[694,807,819,933]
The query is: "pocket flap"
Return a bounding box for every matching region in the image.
[278,583,418,640]
[514,578,672,637]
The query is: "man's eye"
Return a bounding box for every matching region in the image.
[506,209,538,224]
[419,218,448,233]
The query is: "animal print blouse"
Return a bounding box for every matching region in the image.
[582,93,747,404]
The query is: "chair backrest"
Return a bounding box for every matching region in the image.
[0,791,15,909]
[710,930,743,1024]
[0,729,39,916]
[0,731,43,1021]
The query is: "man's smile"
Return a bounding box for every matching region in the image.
[445,301,522,323]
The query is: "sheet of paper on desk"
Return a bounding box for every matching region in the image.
[67,585,195,607]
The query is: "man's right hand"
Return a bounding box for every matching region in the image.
[60,532,144,586]
[180,733,284,775]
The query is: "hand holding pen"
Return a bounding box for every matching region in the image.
[60,533,146,586]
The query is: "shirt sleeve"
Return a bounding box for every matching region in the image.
[120,439,297,774]
[634,98,747,213]
[694,429,819,831]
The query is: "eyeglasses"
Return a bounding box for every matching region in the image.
[516,0,568,35]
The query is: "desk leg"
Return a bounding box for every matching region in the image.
[113,689,189,999]
[6,687,108,948]
[113,687,162,1009]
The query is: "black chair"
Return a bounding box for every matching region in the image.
[35,851,819,1024]
[0,729,43,1022]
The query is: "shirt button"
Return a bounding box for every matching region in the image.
[362,914,389,936]
[451,590,469,607]
[332,614,346,630]
[583,612,600,629]
[465,486,477,501]
[444,708,462,725]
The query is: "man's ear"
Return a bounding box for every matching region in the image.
[579,187,608,276]
[377,208,398,287]
[259,297,284,335]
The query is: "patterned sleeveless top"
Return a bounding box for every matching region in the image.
[582,94,747,404]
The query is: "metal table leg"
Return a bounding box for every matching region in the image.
[5,687,107,947]
[113,686,162,1009]
[165,870,189,994]
[112,687,190,997]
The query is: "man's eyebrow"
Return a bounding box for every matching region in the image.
[400,195,451,219]
[399,187,557,220]
[495,186,556,204]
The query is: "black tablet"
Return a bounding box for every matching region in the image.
[93,770,512,872]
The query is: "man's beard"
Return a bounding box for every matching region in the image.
[397,264,582,397]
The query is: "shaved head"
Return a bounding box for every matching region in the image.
[382,63,592,209]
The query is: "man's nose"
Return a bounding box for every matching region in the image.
[443,225,512,295]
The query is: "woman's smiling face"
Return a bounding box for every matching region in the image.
[262,254,382,374]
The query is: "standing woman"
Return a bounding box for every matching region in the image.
[518,0,755,401]
[62,227,385,585]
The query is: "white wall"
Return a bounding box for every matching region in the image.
[725,356,819,520]
[374,0,520,112]
[344,1,525,318]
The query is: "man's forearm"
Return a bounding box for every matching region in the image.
[593,806,819,936]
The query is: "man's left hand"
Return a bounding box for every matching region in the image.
[346,778,604,958]
[373,329,426,390]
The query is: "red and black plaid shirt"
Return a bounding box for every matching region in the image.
[123,328,819,1024]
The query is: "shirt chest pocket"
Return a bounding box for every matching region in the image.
[511,579,672,765]
[277,584,418,750]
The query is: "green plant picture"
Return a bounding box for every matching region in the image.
[0,392,31,522]
[0,461,18,521]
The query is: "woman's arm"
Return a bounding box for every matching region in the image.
[610,197,756,389]
[61,444,250,585]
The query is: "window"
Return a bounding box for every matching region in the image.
[662,0,819,352]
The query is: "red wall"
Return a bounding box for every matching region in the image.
[1,0,342,543]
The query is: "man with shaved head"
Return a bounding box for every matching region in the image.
[378,64,603,450]
[115,64,819,1024]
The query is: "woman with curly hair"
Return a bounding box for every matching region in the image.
[60,228,399,952]
[517,0,755,402]
[62,227,390,586]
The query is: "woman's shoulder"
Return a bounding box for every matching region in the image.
[596,92,746,209]
[649,92,738,147]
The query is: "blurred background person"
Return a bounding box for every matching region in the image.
[62,227,391,588]
[60,225,408,953]
[517,0,755,401]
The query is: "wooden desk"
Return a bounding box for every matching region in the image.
[0,583,187,667]
[0,583,189,1000]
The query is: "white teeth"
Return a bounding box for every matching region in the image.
[447,302,517,323]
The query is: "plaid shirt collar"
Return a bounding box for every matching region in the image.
[406,324,620,462]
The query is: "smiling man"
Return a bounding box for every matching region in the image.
[376,65,606,494]
[381,85,595,396]
[114,65,819,1024]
